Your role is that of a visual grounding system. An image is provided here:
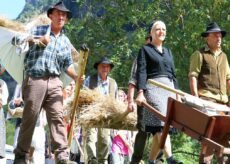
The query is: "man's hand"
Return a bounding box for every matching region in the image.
[39,35,50,46]
[80,44,89,51]
[78,75,85,85]
[27,35,50,47]
[72,74,85,85]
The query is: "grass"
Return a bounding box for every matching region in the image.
[6,119,16,145]
[3,106,16,146]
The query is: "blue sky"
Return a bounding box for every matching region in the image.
[0,0,26,19]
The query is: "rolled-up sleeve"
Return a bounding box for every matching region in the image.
[188,50,202,78]
[128,58,137,86]
[137,47,147,90]
[226,60,230,80]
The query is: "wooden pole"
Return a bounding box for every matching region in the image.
[147,79,230,113]
[147,79,185,96]
[68,46,89,146]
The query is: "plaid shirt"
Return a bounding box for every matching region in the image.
[24,25,73,77]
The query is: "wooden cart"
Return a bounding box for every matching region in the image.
[142,97,230,163]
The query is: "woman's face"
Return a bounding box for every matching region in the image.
[150,22,166,43]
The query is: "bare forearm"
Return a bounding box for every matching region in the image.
[127,84,136,112]
[66,65,78,81]
[127,84,135,103]
[189,76,198,97]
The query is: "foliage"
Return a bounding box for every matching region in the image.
[65,0,230,92]
[171,132,200,163]
[14,0,230,163]
[64,1,230,163]
[4,105,15,145]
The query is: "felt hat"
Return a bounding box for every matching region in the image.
[94,57,114,69]
[47,1,72,19]
[201,22,227,37]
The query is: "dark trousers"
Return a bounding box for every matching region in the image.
[130,106,147,164]
[130,129,148,164]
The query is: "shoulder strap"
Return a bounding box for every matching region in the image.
[89,74,98,89]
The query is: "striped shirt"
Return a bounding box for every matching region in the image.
[84,75,110,95]
[128,57,137,86]
[24,25,73,77]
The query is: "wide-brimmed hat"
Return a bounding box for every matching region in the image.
[47,1,72,19]
[201,22,227,37]
[94,57,114,69]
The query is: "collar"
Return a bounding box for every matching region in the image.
[204,44,222,56]
[50,26,65,37]
[146,43,165,55]
[97,75,109,84]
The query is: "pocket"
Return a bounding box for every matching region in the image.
[53,77,63,89]
[59,79,63,89]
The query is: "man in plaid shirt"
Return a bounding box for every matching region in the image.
[13,1,78,164]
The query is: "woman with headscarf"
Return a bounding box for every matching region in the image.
[136,20,181,164]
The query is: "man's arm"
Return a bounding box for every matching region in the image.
[66,65,78,81]
[188,50,202,97]
[189,76,199,97]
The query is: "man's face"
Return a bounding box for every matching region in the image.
[49,9,68,28]
[97,63,111,78]
[206,32,222,50]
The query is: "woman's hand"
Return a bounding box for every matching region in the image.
[127,101,135,112]
[135,90,146,106]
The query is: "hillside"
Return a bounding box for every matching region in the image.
[18,0,78,22]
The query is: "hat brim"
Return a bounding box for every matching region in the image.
[94,62,114,69]
[47,7,72,19]
[201,30,227,37]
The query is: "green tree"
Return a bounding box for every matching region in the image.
[15,0,230,163]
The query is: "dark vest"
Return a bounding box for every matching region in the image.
[89,74,117,98]
[198,48,227,95]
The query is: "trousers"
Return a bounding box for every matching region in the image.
[85,128,110,164]
[14,76,68,161]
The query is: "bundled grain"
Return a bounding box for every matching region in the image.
[25,14,50,29]
[0,16,26,32]
[64,89,137,130]
[0,14,50,32]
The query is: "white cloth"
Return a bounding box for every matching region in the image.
[0,79,9,106]
[0,79,8,158]
[0,27,27,84]
[30,110,47,164]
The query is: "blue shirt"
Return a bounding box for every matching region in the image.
[84,75,110,95]
[24,25,73,77]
